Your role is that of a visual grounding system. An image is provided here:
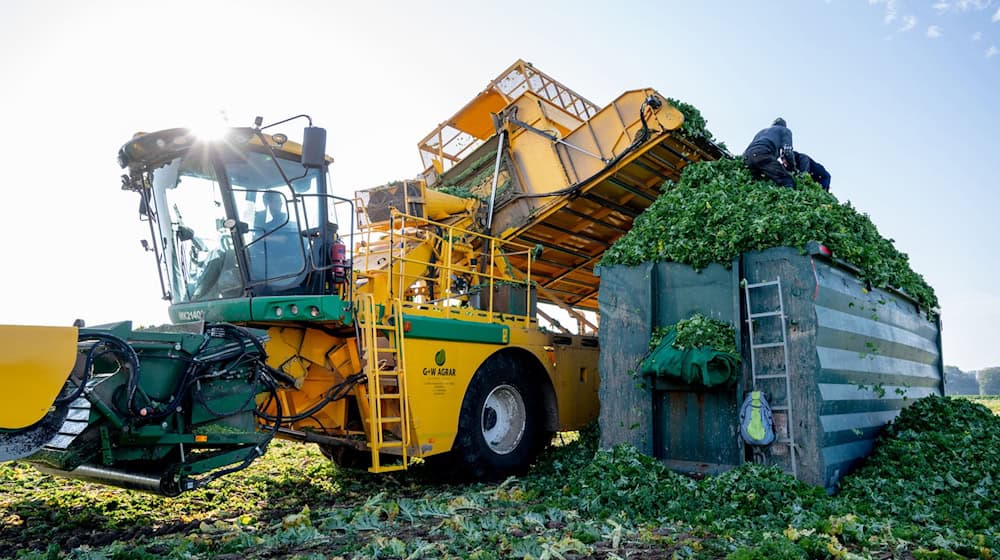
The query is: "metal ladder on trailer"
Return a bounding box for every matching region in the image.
[743,277,798,477]
[356,293,411,473]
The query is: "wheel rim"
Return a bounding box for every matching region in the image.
[481,384,526,455]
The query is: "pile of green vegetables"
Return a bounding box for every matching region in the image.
[531,396,998,559]
[650,313,738,356]
[838,396,1000,540]
[601,157,938,312]
[434,150,511,201]
[667,97,724,149]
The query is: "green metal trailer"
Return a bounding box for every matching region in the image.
[597,244,944,492]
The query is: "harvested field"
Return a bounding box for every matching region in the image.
[2,397,996,559]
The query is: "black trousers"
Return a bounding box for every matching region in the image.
[809,161,831,191]
[744,151,795,189]
[796,153,832,191]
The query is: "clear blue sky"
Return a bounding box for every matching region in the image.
[0,0,997,370]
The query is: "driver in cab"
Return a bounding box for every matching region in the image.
[256,191,289,234]
[250,191,305,286]
[254,191,302,249]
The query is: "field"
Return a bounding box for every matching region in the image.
[1,396,997,560]
[960,395,1000,414]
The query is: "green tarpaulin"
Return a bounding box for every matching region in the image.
[640,327,739,387]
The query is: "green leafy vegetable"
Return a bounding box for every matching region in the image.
[667,97,717,144]
[673,313,737,355]
[601,157,938,312]
[838,395,1000,545]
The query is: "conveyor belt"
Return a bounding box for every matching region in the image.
[497,131,723,310]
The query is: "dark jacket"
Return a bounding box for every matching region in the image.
[793,152,831,191]
[744,125,793,158]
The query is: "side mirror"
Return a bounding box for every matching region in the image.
[301,127,327,169]
[177,226,196,242]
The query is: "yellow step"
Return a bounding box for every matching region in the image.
[368,464,407,473]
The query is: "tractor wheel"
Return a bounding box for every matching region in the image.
[450,353,545,480]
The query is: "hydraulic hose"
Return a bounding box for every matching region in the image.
[54,332,141,406]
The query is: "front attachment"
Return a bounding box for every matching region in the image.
[0,325,79,430]
[1,321,284,496]
[0,404,69,462]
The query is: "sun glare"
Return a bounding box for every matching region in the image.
[189,110,233,141]
[190,122,230,142]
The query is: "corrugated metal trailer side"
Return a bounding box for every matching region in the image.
[743,247,944,490]
[597,246,944,491]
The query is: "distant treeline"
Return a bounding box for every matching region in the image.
[945,365,1000,395]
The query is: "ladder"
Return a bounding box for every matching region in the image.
[743,277,798,477]
[356,293,410,473]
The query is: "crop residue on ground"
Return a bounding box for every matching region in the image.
[2,396,996,559]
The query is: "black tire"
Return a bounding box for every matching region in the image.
[317,444,403,472]
[449,353,545,480]
[316,444,370,471]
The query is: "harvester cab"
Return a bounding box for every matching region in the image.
[118,118,352,312]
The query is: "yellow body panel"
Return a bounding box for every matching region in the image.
[551,340,601,427]
[423,188,475,220]
[0,325,78,429]
[263,326,362,435]
[401,337,513,455]
[505,93,574,196]
[450,89,509,140]
[400,319,599,457]
[499,88,684,224]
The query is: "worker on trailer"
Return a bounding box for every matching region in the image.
[790,151,831,191]
[743,117,796,189]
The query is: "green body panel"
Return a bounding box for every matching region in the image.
[249,294,353,323]
[170,300,254,323]
[403,314,510,345]
[170,295,352,326]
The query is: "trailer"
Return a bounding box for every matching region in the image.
[597,243,944,492]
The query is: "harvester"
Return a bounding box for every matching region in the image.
[0,60,722,495]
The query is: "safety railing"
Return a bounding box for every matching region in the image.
[417,60,601,175]
[354,208,538,327]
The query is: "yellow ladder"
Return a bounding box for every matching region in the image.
[356,293,410,473]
